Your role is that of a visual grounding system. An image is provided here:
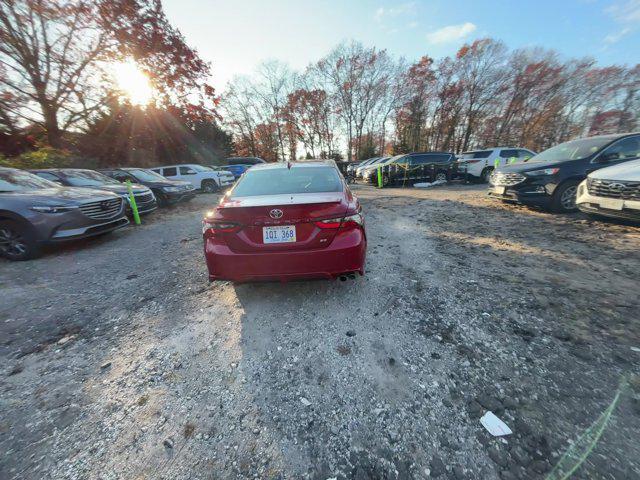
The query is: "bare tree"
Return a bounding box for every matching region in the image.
[0,0,115,147]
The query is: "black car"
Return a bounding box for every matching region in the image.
[488,133,640,212]
[366,152,456,186]
[31,169,158,215]
[99,168,196,207]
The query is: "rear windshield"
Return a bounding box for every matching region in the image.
[0,169,58,192]
[230,166,343,197]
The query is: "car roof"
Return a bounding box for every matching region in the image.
[405,151,455,155]
[250,161,336,171]
[153,164,199,168]
[31,168,93,174]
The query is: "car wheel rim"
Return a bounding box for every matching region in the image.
[436,173,447,182]
[561,186,577,210]
[0,227,27,257]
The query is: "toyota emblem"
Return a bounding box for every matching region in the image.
[608,182,627,191]
[269,208,283,219]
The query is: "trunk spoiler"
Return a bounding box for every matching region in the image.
[221,192,344,208]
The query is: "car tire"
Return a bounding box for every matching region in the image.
[0,220,40,261]
[552,180,580,213]
[201,180,218,193]
[435,171,448,183]
[382,173,390,187]
[481,168,493,183]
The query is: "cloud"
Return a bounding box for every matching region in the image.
[602,1,639,48]
[606,0,640,24]
[375,2,417,23]
[604,27,631,44]
[426,22,477,44]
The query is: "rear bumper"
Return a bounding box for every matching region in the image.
[204,228,367,282]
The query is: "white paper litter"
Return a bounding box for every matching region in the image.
[413,180,447,188]
[480,411,512,436]
[631,346,640,353]
[300,397,312,406]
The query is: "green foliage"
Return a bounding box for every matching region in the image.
[0,146,72,169]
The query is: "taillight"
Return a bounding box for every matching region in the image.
[202,220,240,238]
[466,159,481,164]
[316,217,343,229]
[314,213,364,229]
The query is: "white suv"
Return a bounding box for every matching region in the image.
[457,147,536,183]
[152,164,235,192]
[576,158,640,222]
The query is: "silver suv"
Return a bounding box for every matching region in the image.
[0,168,128,260]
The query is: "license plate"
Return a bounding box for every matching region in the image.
[599,198,624,211]
[493,186,506,195]
[263,225,296,243]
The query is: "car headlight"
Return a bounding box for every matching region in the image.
[526,168,560,176]
[30,205,77,213]
[163,186,182,193]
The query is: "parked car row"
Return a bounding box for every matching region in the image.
[348,147,535,186]
[0,161,238,261]
[488,132,640,220]
[355,152,457,186]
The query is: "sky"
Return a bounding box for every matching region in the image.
[162,0,640,91]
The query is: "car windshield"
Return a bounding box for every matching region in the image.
[230,166,343,197]
[62,170,120,187]
[389,154,408,164]
[529,137,613,163]
[0,169,59,192]
[127,169,167,182]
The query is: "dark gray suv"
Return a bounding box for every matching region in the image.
[0,168,129,260]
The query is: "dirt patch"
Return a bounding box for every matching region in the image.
[1,186,639,479]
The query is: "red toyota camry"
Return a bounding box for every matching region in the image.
[202,161,366,282]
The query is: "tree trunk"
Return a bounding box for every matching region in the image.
[41,99,62,148]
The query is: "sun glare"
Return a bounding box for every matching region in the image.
[111,60,154,106]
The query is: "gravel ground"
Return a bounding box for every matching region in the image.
[1,185,639,480]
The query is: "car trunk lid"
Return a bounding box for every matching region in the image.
[210,193,348,252]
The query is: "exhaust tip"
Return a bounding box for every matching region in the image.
[339,275,347,282]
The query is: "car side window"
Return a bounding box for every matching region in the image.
[518,150,533,160]
[179,166,197,175]
[163,167,177,176]
[426,154,451,163]
[500,149,518,158]
[599,136,640,162]
[409,155,428,165]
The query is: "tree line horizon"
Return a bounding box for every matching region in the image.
[1,1,638,168]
